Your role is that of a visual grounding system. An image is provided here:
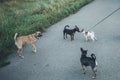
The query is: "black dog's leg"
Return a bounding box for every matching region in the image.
[66,34,67,39]
[81,65,87,74]
[70,35,72,41]
[92,70,96,79]
[71,34,74,41]
[92,68,97,79]
[63,32,65,39]
[73,34,74,40]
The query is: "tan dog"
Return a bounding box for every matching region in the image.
[14,31,42,58]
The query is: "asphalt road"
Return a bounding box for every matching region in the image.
[0,0,120,80]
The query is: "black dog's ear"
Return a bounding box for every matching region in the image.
[80,48,88,52]
[75,25,77,27]
[80,48,83,52]
[85,50,88,54]
[81,29,84,32]
[65,25,69,27]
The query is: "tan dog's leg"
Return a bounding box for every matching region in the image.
[18,48,24,58]
[31,44,36,53]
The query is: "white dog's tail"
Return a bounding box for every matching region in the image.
[14,33,18,41]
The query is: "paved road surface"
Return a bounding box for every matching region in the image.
[0,0,120,80]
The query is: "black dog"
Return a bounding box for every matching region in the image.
[63,25,80,41]
[80,48,98,79]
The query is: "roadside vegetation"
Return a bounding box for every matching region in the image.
[0,0,93,66]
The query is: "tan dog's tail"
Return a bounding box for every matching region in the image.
[14,33,18,41]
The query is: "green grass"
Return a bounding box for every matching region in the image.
[0,0,94,63]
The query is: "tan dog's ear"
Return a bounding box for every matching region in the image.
[35,32,38,35]
[33,32,38,39]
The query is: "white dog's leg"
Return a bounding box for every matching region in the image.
[85,36,88,41]
[83,34,88,41]
[91,32,97,42]
[94,36,97,41]
[91,36,95,42]
[91,35,97,42]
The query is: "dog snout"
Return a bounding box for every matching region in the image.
[38,33,42,37]
[36,31,42,37]
[76,28,80,32]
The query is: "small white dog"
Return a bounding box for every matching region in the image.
[81,29,97,42]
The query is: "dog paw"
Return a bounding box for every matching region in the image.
[33,50,36,53]
[19,56,24,59]
[92,76,96,79]
[83,72,86,74]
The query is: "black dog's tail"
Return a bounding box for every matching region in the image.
[91,53,96,60]
[91,53,98,66]
[64,25,69,29]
